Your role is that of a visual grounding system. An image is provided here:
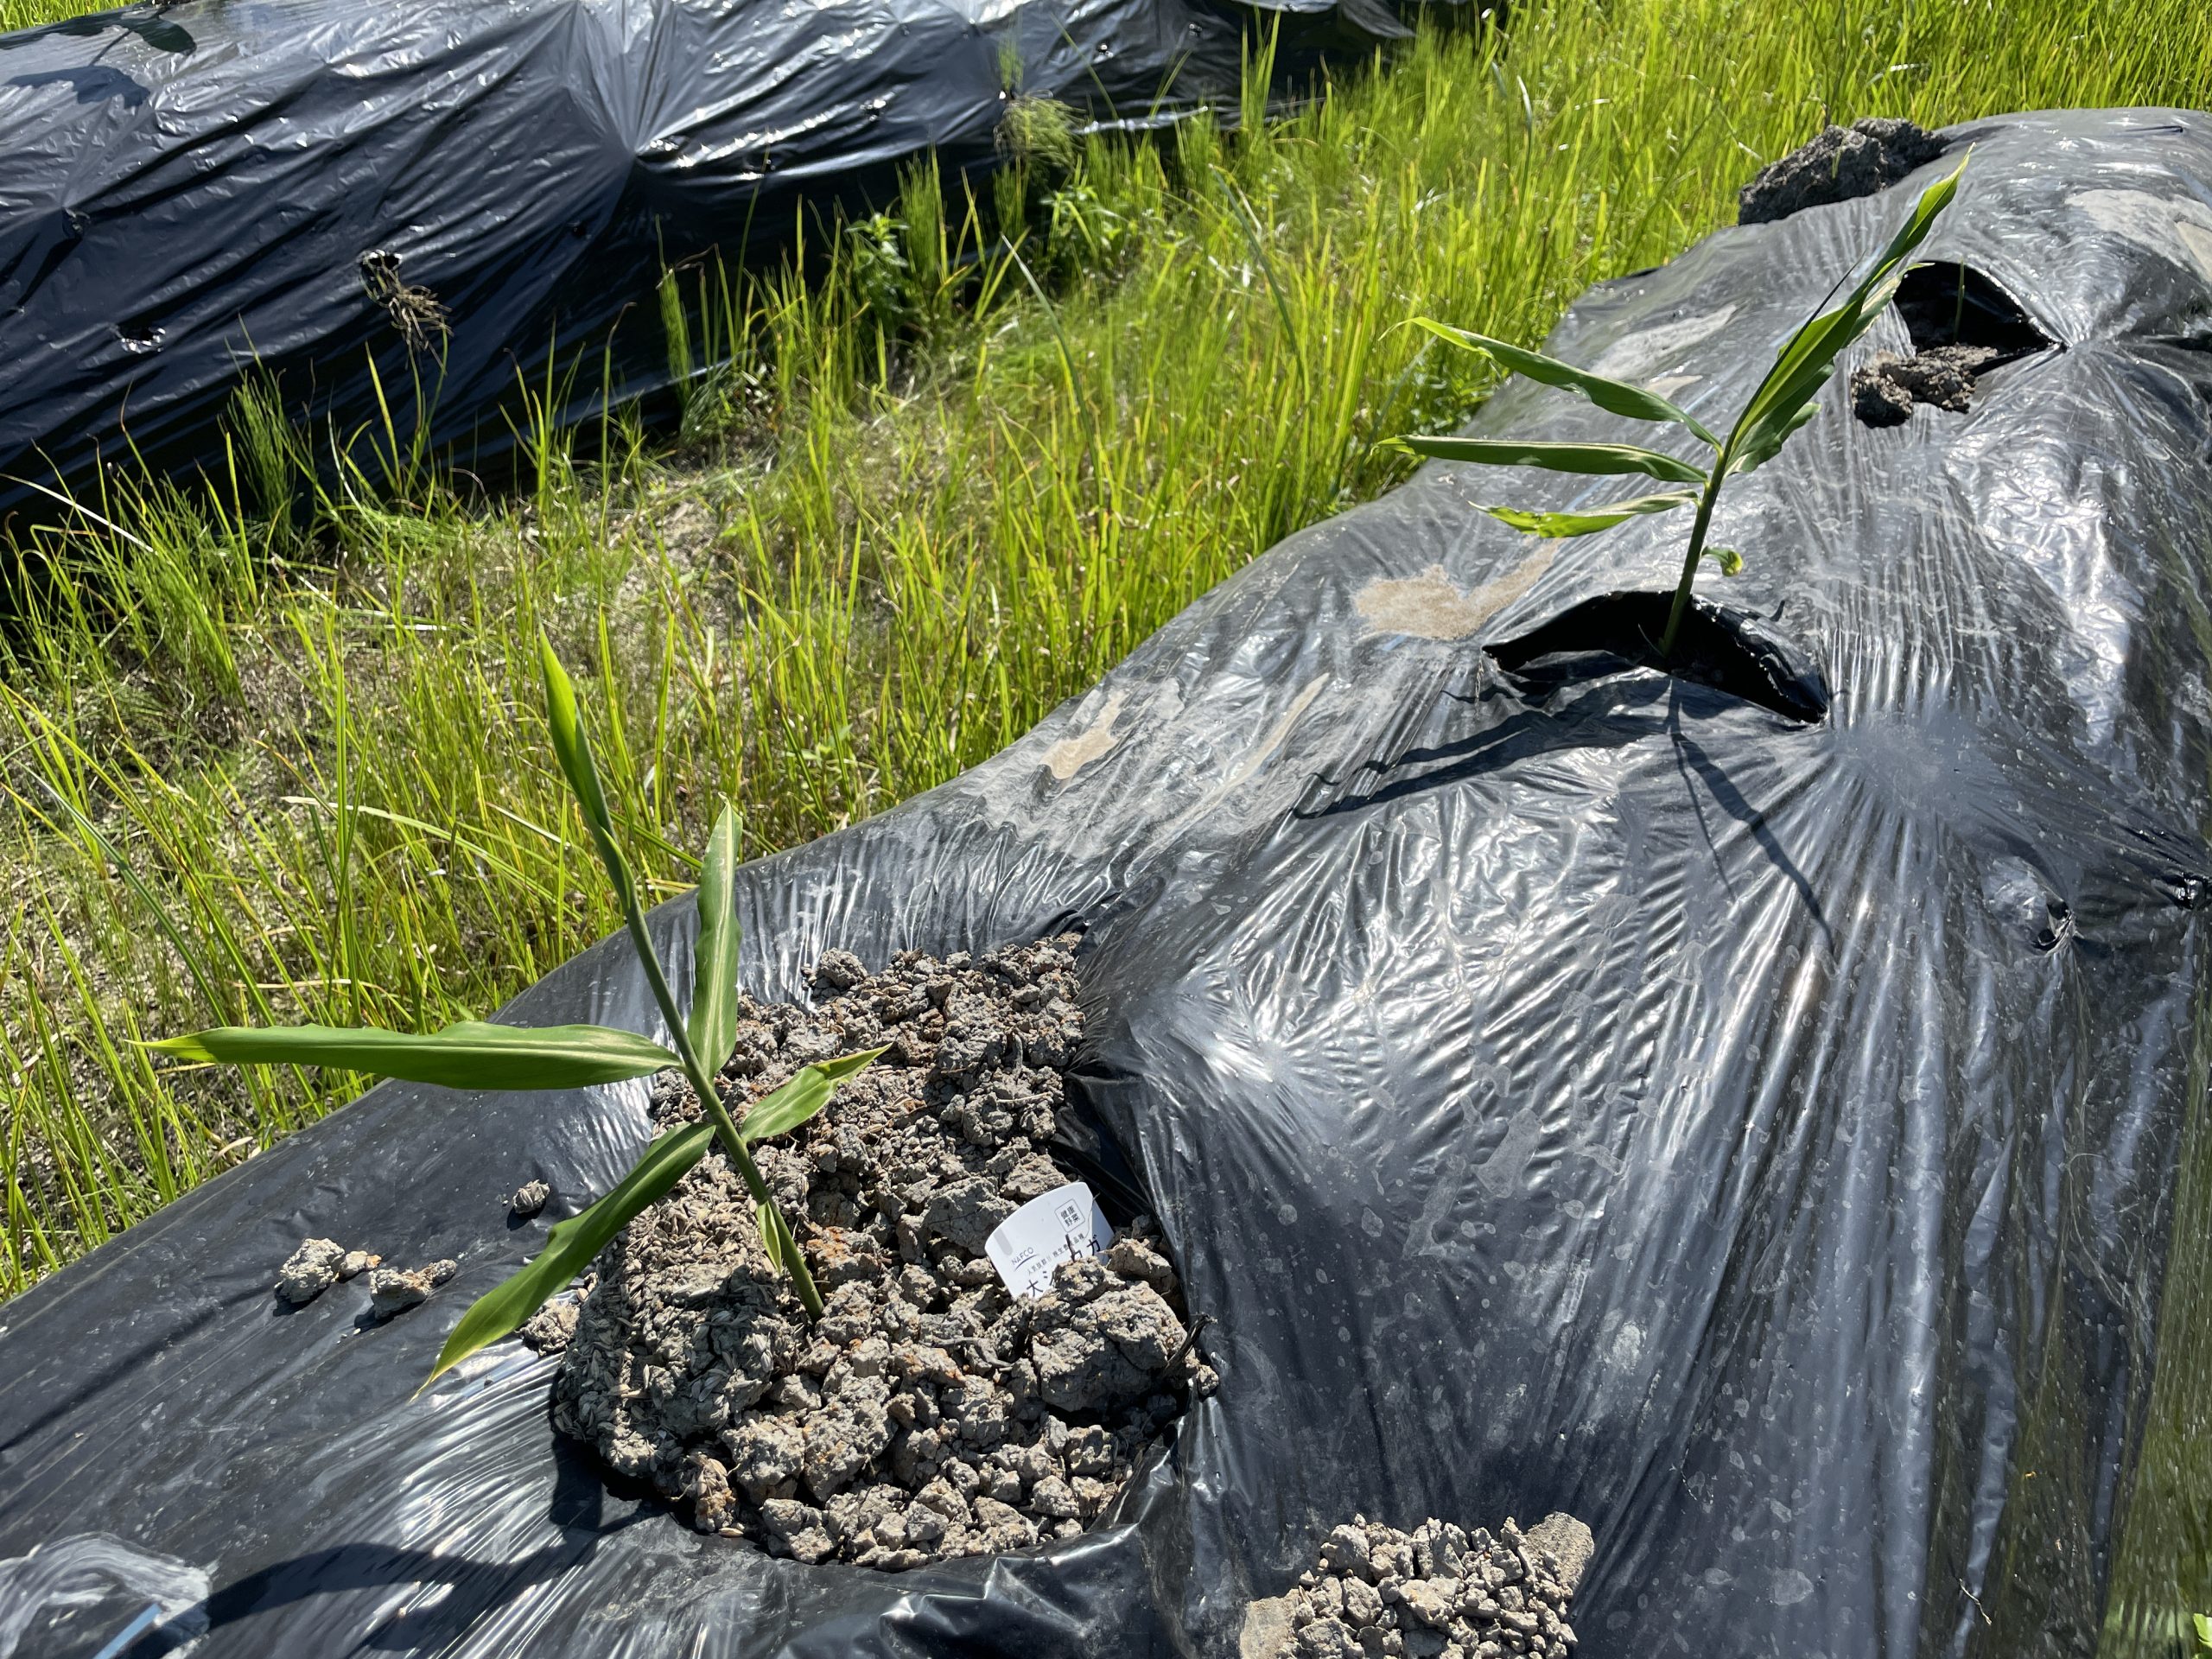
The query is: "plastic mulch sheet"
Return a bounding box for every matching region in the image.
[0,0,1402,524]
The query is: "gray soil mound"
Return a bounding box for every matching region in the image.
[537,937,1211,1569]
[1738,117,1945,225]
[1253,1512,1592,1659]
[1849,344,2001,425]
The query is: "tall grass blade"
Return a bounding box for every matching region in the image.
[39,784,227,1021]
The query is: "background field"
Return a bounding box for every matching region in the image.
[4,0,2212,1643]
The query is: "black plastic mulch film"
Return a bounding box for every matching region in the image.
[5,105,2212,1659]
[0,0,1401,525]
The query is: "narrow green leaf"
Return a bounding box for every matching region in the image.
[537,635,611,830]
[2192,1611,2211,1651]
[1741,300,1858,423]
[423,1118,715,1387]
[1729,393,1826,477]
[538,635,637,912]
[1400,435,1707,485]
[1724,301,1863,474]
[740,1047,888,1144]
[147,1020,678,1089]
[755,1198,790,1274]
[1481,491,1696,538]
[1709,547,1745,575]
[1408,317,1721,448]
[1859,153,1970,287]
[687,804,742,1067]
[1725,156,1967,475]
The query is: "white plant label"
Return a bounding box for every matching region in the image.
[986,1181,1113,1300]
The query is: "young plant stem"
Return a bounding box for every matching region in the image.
[617,900,826,1319]
[1658,472,1723,661]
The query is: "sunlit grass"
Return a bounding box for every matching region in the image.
[0,0,81,30]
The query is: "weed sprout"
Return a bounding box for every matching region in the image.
[149,637,880,1383]
[1394,157,1966,659]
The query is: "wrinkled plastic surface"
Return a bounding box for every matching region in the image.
[4,108,2212,1657]
[0,0,1399,525]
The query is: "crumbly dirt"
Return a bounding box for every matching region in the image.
[537,936,1212,1569]
[1738,117,1946,225]
[275,1237,346,1305]
[1252,1513,1593,1659]
[510,1179,550,1218]
[1850,344,2003,425]
[368,1257,456,1317]
[273,1236,378,1305]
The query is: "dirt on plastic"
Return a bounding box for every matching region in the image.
[535,936,1214,1570]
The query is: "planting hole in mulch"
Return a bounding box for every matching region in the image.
[1851,261,2053,425]
[1893,261,2050,360]
[1487,592,1829,724]
[527,935,1213,1570]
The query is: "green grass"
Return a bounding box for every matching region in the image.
[1,0,73,30]
[5,0,2212,1637]
[2,0,148,36]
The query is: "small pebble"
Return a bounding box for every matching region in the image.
[275,1237,346,1306]
[368,1258,458,1318]
[511,1179,550,1218]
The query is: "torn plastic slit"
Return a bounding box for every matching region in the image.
[1486,592,1829,724]
[2034,898,2075,952]
[1853,264,2056,426]
[1893,262,2052,359]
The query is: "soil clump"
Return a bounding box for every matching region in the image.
[1738,117,1945,224]
[1255,1512,1592,1659]
[367,1257,456,1316]
[273,1236,380,1305]
[536,936,1211,1569]
[1850,344,2002,425]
